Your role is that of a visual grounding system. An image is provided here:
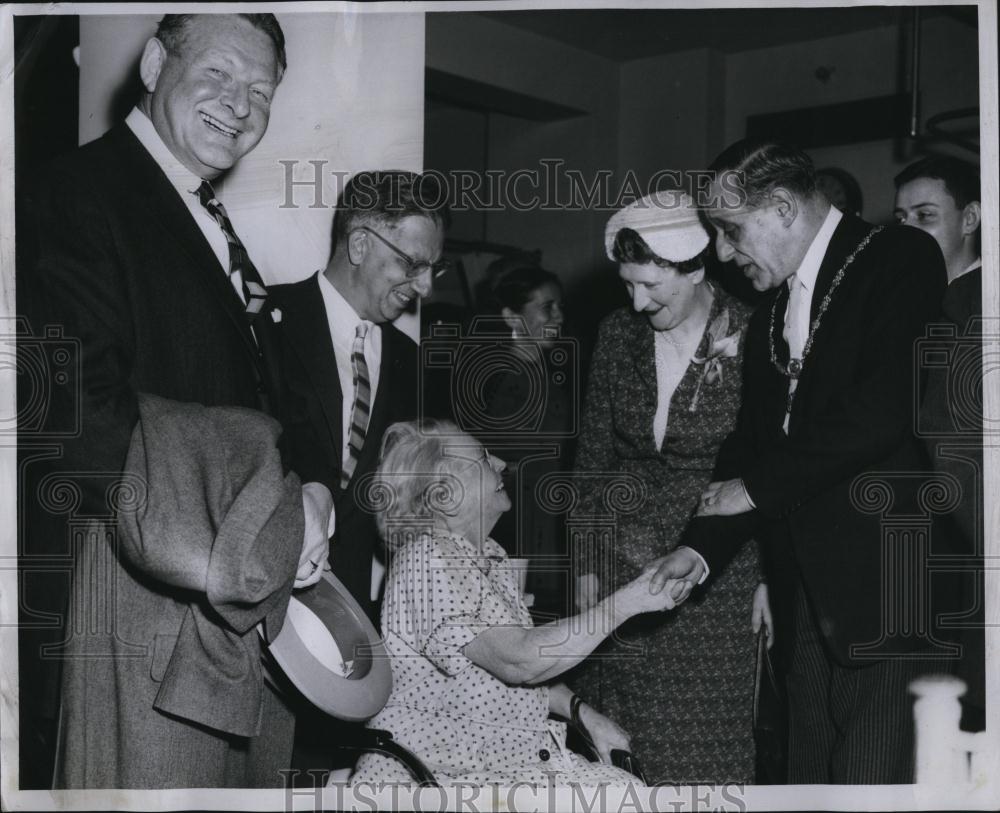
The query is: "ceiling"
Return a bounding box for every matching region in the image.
[474,5,975,62]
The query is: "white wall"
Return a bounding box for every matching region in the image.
[426,12,612,114]
[78,11,426,289]
[618,47,726,186]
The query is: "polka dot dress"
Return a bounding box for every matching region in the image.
[351,531,637,786]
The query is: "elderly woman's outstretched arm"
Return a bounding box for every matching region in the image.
[464,560,682,685]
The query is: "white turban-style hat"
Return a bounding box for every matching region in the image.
[604,189,709,263]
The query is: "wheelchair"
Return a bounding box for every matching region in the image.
[268,571,647,787]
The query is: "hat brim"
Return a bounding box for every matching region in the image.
[266,571,392,722]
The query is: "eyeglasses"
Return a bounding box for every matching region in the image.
[356,227,450,279]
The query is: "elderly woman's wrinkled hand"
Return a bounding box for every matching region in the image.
[578,703,631,765]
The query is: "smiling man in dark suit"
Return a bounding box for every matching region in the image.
[273,171,450,615]
[19,13,331,788]
[651,139,964,783]
[271,170,448,775]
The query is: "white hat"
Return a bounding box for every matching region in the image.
[604,189,709,263]
[264,570,392,721]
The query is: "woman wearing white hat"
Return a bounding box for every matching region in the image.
[570,190,766,784]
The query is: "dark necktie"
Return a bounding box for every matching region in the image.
[195,180,268,321]
[342,322,372,489]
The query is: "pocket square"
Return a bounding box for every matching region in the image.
[270,308,282,323]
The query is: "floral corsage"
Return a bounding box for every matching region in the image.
[689,309,739,412]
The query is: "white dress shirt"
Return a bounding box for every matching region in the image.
[317,272,383,470]
[127,109,331,566]
[125,107,245,303]
[317,273,388,598]
[692,206,844,572]
[953,257,982,283]
[781,204,842,433]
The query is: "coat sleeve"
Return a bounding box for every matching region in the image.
[680,310,763,578]
[22,157,140,517]
[117,397,303,635]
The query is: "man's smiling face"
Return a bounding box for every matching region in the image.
[145,15,280,178]
[354,215,445,323]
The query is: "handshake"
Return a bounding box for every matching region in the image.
[578,547,707,617]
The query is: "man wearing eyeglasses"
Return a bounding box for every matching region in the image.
[272,170,448,776]
[272,170,450,615]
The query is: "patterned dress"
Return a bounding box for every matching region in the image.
[570,288,760,784]
[352,530,637,785]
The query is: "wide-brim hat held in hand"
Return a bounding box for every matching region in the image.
[265,570,391,722]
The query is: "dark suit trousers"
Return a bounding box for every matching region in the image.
[785,581,953,784]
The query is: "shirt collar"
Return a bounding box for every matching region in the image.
[952,257,982,283]
[788,204,843,293]
[317,270,368,340]
[432,530,507,564]
[125,107,205,199]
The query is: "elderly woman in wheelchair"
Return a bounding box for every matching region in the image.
[349,419,686,786]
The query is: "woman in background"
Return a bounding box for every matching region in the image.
[571,190,766,784]
[477,266,574,618]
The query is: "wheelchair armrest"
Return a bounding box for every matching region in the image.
[567,719,648,783]
[334,728,440,787]
[610,748,648,783]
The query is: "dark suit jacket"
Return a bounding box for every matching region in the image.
[921,266,983,548]
[919,266,984,721]
[18,123,295,787]
[271,273,420,616]
[681,214,961,666]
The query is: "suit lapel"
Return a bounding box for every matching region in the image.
[107,125,260,360]
[809,213,872,323]
[629,319,657,401]
[771,285,791,367]
[620,318,660,452]
[791,213,874,433]
[284,275,344,467]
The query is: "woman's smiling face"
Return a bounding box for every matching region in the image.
[618,261,705,331]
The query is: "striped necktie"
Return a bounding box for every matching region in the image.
[342,322,372,489]
[195,180,268,321]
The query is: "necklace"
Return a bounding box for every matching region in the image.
[769,226,883,410]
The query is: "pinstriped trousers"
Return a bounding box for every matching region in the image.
[784,582,952,784]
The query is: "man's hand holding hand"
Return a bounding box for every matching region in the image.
[697,478,753,517]
[751,582,775,649]
[649,547,706,603]
[295,483,334,588]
